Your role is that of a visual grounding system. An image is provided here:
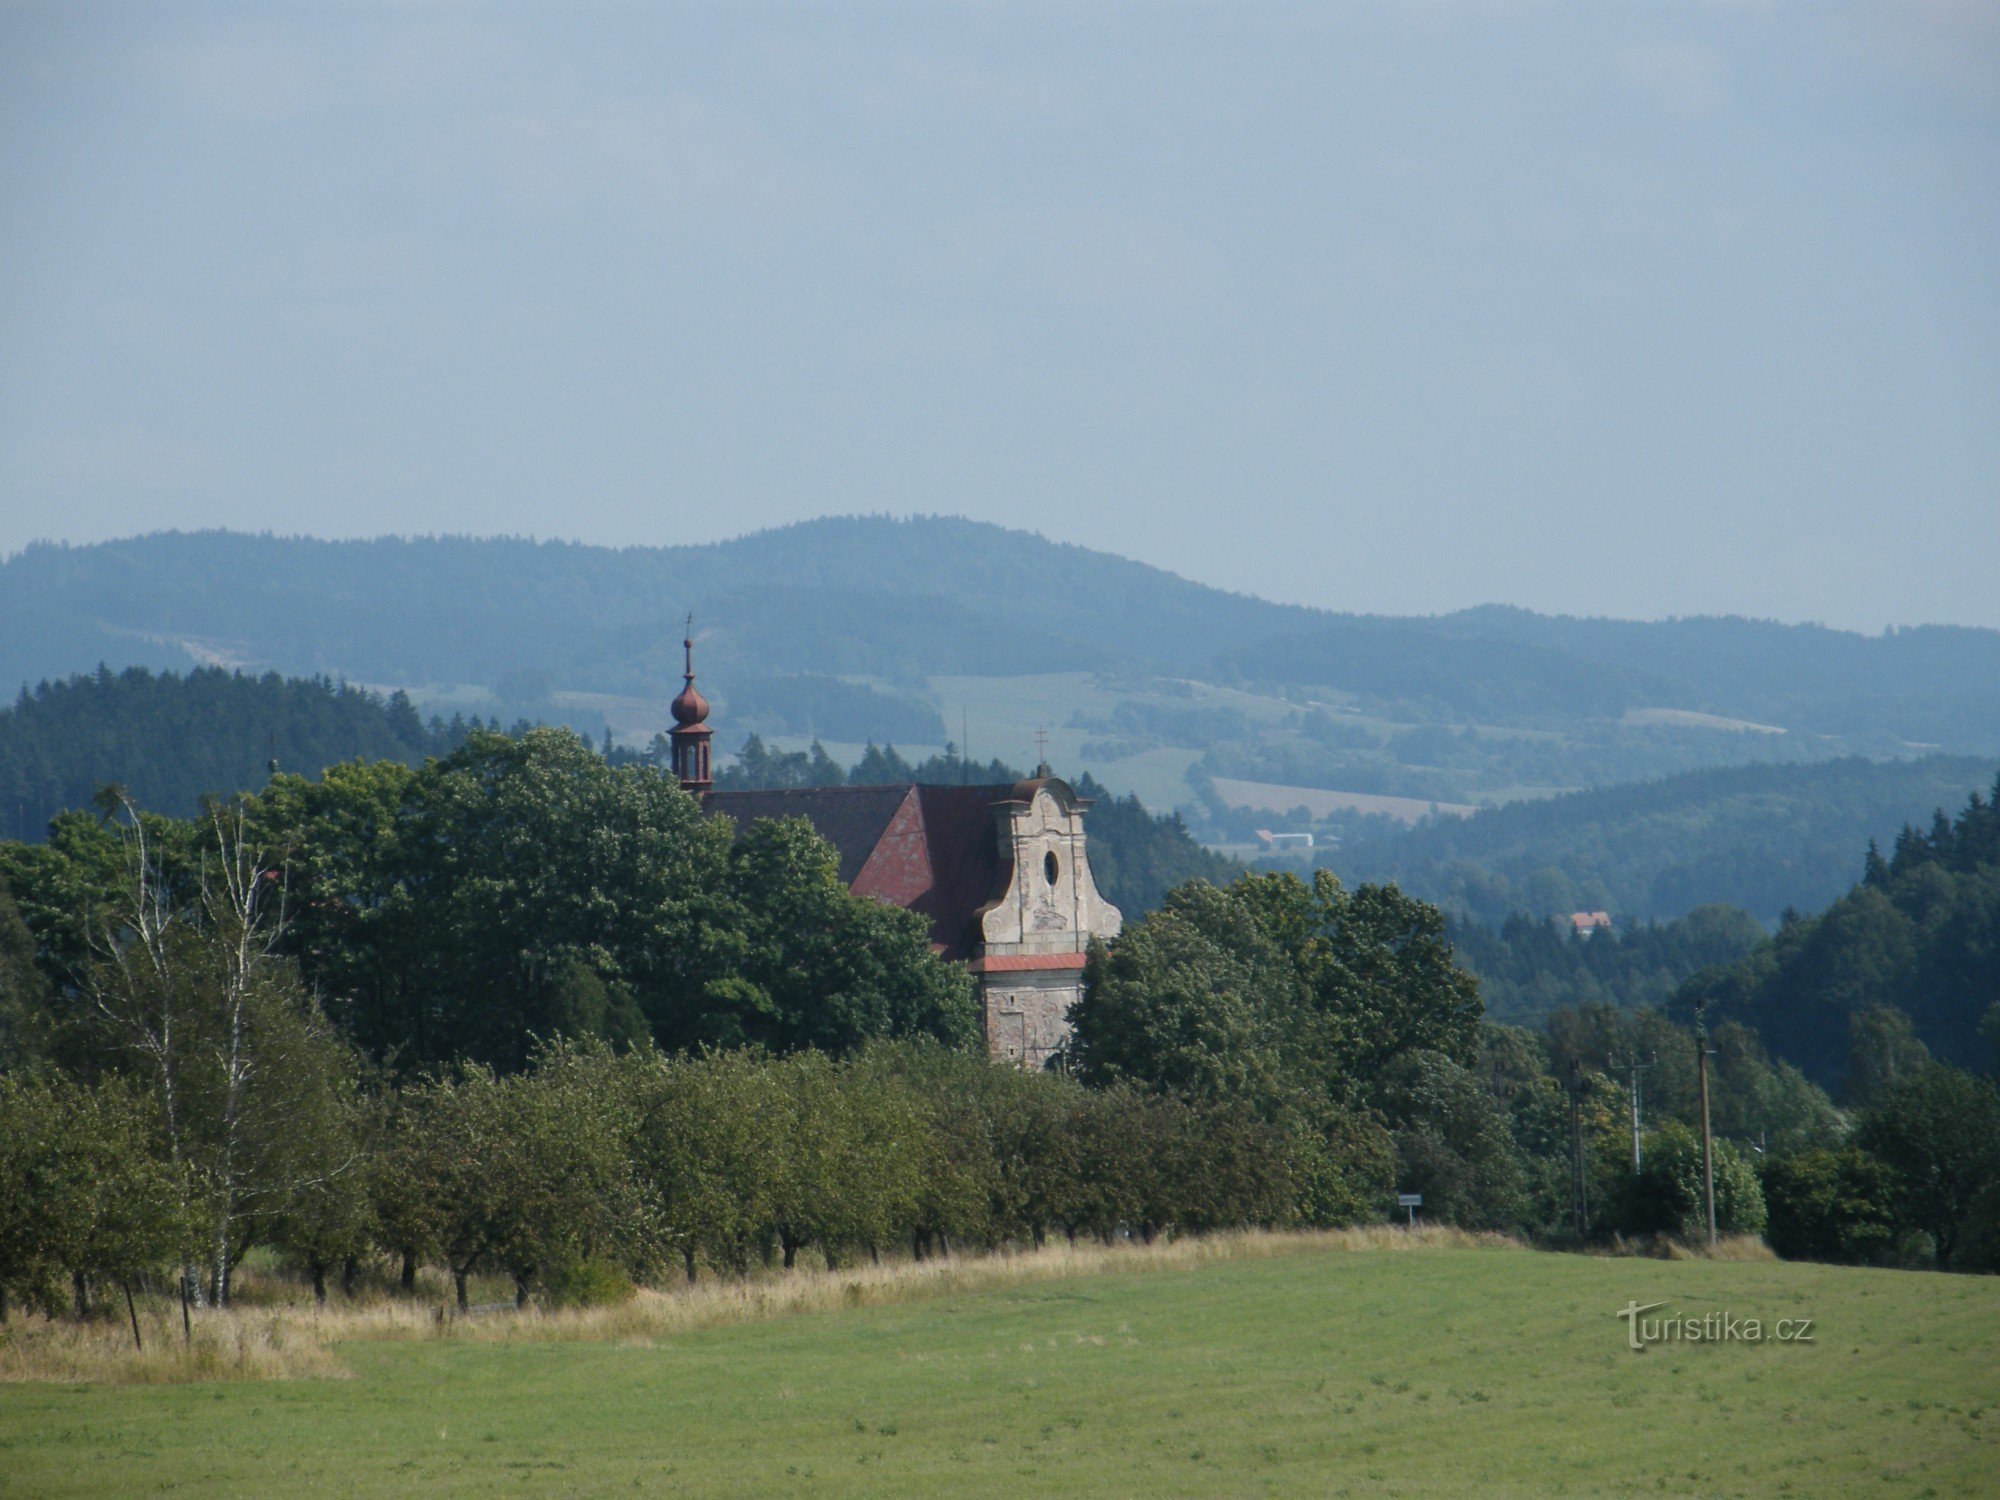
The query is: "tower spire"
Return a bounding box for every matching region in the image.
[668,612,713,795]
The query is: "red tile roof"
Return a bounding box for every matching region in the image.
[704,783,1018,960]
[966,952,1088,973]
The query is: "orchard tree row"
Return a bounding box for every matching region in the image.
[0,1040,1365,1319]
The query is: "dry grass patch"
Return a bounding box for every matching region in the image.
[0,1224,1516,1385]
[1586,1232,1778,1262]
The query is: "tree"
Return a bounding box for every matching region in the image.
[73,795,354,1305]
[1845,1006,1932,1109]
[412,1049,651,1309]
[1759,1148,1902,1265]
[1379,1050,1525,1230]
[717,817,979,1054]
[300,729,736,1068]
[621,1048,785,1281]
[1616,1123,1766,1240]
[0,1073,186,1328]
[1072,871,1481,1123]
[1854,1063,2000,1270]
[246,729,974,1068]
[267,1074,373,1303]
[0,876,52,1069]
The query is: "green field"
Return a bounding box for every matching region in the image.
[3,1243,1996,1497]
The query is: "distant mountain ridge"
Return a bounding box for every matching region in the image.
[5,519,1998,749]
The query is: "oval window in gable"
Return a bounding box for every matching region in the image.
[1044,850,1060,886]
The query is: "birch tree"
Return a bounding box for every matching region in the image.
[79,795,356,1306]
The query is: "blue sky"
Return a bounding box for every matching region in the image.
[2,1,1995,629]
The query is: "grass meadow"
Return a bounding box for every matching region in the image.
[1,1231,1995,1497]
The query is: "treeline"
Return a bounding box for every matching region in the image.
[709,734,1023,793]
[1682,775,2000,1088]
[1449,906,1767,1026]
[1075,870,2000,1270]
[0,666,488,843]
[6,744,2000,1321]
[2,730,975,1074]
[1322,754,1999,925]
[1542,1000,2000,1270]
[0,1042,1322,1318]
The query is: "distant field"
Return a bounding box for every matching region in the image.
[1623,707,1789,736]
[3,1239,1994,1497]
[1210,776,1479,824]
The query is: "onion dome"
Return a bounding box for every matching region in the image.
[670,627,709,726]
[671,675,708,727]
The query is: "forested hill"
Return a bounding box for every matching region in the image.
[0,667,472,841]
[1680,776,2000,1089]
[6,521,1999,746]
[1323,755,2000,927]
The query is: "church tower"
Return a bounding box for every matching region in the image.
[669,621,713,794]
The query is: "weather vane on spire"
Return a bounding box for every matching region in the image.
[1034,725,1049,774]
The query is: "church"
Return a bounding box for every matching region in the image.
[662,634,1121,1069]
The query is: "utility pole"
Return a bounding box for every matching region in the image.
[1695,998,1718,1246]
[1615,1053,1658,1172]
[1567,1057,1589,1240]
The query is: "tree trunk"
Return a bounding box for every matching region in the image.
[781,1235,798,1270]
[400,1250,417,1292]
[341,1256,359,1298]
[683,1247,697,1285]
[454,1269,469,1311]
[514,1273,531,1310]
[311,1259,328,1305]
[210,1224,234,1309]
[1,1284,9,1324]
[72,1269,90,1319]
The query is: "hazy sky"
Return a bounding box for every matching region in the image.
[2,2,1995,630]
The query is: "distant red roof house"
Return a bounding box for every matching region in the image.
[1569,911,1613,936]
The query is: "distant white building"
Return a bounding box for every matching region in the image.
[1255,829,1315,851]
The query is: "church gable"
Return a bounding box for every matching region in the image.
[977,777,1122,956]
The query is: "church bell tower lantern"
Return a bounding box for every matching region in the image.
[669,619,713,795]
